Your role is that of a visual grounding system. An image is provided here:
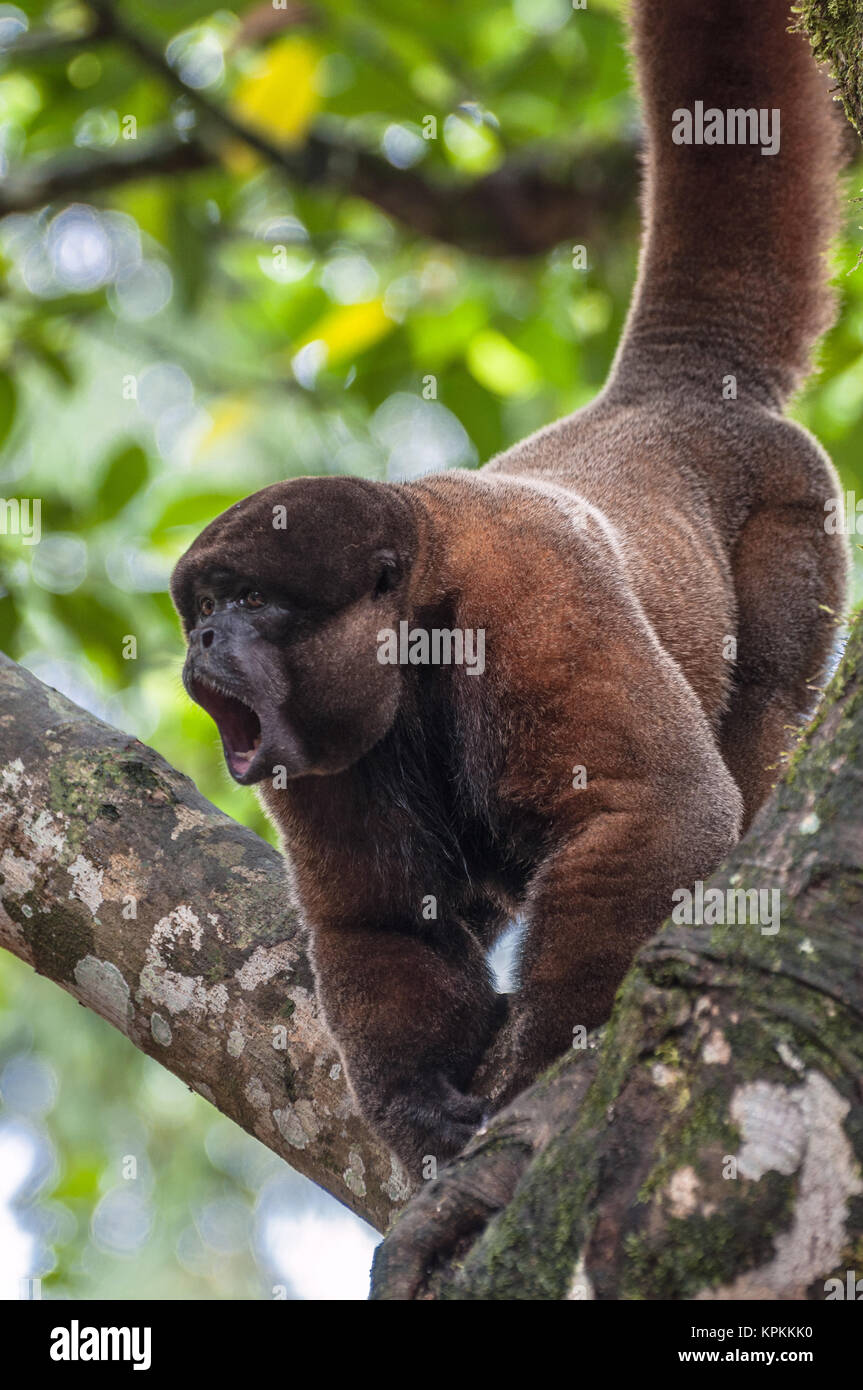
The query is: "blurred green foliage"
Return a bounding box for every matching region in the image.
[0,0,861,1300]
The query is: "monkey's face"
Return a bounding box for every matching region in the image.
[169,477,418,784]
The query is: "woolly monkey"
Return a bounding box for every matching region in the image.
[171,0,848,1169]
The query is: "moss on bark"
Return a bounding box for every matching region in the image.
[795,1,863,135]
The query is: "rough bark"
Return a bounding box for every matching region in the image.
[0,652,410,1233]
[371,613,863,1298]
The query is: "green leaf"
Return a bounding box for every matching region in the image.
[0,591,19,656]
[0,371,17,454]
[151,492,247,538]
[52,1160,104,1202]
[170,190,209,314]
[27,339,76,390]
[50,590,134,681]
[94,444,150,524]
[466,329,541,398]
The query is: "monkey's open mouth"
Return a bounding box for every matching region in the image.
[190,678,262,781]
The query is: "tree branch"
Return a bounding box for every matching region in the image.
[0,131,211,216]
[0,119,634,258]
[0,652,411,1233]
[1,28,105,59]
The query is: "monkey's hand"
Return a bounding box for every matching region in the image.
[467,993,520,1105]
[362,1073,492,1173]
[469,1005,555,1112]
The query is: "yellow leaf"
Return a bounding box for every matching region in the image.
[227,37,321,172]
[296,300,394,367]
[199,396,253,453]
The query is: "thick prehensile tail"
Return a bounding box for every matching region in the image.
[607,0,844,408]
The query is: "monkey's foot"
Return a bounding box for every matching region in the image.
[372,1074,490,1173]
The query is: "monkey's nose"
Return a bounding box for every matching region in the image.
[190,626,216,650]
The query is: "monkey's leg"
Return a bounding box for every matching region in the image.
[489,750,742,1108]
[312,919,502,1171]
[720,502,847,828]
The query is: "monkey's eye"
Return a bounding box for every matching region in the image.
[241,591,266,609]
[373,565,396,599]
[199,596,215,618]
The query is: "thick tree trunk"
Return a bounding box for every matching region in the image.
[371,614,863,1298]
[0,652,410,1233]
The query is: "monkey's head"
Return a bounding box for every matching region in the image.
[170,476,419,784]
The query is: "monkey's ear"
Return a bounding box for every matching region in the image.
[372,549,401,598]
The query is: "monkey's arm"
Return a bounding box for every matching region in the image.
[310,916,504,1169]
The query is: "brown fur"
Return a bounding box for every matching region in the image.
[170,0,848,1170]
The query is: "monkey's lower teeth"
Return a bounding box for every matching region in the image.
[235,738,261,760]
